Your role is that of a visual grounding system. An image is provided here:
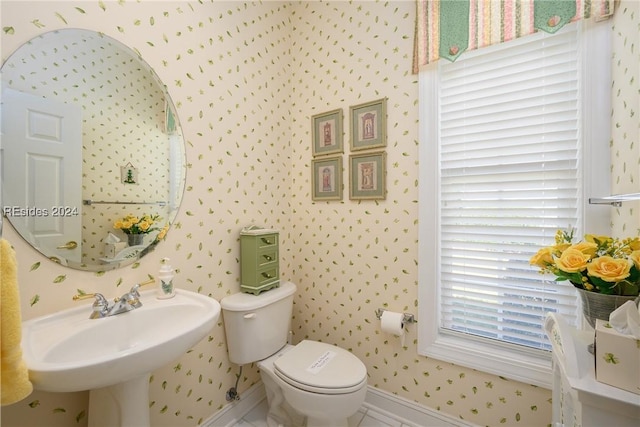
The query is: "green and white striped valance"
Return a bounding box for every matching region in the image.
[413,0,614,71]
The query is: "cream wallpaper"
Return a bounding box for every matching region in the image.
[1,1,637,427]
[610,0,640,236]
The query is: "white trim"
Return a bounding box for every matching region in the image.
[417,20,612,389]
[203,382,475,427]
[363,385,478,427]
[201,382,266,427]
[580,17,612,236]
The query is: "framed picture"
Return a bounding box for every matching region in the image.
[311,156,343,201]
[312,109,343,156]
[349,152,386,200]
[349,98,387,151]
[120,162,139,185]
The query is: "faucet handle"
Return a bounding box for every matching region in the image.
[91,294,109,319]
[128,278,155,297]
[73,291,98,301]
[124,290,142,309]
[126,278,155,308]
[73,292,110,319]
[129,278,155,293]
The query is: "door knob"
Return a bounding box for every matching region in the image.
[57,241,78,249]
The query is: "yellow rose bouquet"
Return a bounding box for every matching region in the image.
[113,213,161,235]
[530,229,640,296]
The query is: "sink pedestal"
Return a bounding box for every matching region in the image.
[88,374,150,427]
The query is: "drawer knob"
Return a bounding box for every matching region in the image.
[261,272,273,279]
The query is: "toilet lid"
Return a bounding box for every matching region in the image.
[273,340,367,394]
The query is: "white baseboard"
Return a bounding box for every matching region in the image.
[203,382,476,427]
[202,382,266,427]
[362,386,476,427]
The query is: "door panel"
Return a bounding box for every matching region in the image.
[2,88,82,263]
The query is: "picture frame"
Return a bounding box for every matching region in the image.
[349,98,387,151]
[120,162,139,185]
[311,109,343,157]
[349,151,386,200]
[311,156,343,201]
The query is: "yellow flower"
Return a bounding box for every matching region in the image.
[156,224,169,241]
[555,248,590,273]
[630,250,640,270]
[552,242,571,255]
[530,247,554,268]
[532,229,640,296]
[585,234,612,245]
[113,213,161,235]
[586,256,632,282]
[569,241,598,258]
[627,238,640,251]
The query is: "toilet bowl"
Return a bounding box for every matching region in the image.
[220,282,368,427]
[258,341,367,427]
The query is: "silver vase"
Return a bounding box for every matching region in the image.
[127,234,144,247]
[577,288,639,328]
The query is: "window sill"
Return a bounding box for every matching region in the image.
[418,326,553,389]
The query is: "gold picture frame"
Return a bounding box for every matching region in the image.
[349,98,387,151]
[349,151,386,200]
[312,109,343,157]
[311,156,343,201]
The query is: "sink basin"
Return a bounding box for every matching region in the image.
[22,288,220,426]
[22,289,220,392]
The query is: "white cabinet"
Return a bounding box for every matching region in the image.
[544,314,640,426]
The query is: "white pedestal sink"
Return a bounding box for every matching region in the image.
[21,289,221,426]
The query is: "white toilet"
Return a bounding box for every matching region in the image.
[221,281,367,427]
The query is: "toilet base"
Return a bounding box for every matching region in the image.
[263,377,305,427]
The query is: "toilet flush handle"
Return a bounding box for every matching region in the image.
[243,313,257,319]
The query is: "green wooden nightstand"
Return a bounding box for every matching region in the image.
[240,227,280,295]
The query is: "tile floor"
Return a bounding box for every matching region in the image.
[232,398,417,427]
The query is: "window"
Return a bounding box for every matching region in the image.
[418,21,611,388]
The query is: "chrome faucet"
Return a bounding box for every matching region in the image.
[73,279,155,319]
[88,293,110,319]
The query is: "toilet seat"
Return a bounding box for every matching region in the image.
[273,340,367,395]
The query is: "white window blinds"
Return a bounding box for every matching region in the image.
[437,25,581,351]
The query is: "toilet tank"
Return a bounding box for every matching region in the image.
[221,281,296,365]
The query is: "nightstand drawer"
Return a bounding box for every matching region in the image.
[256,234,278,248]
[240,266,280,295]
[256,249,278,268]
[257,266,279,282]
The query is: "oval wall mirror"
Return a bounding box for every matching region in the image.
[1,29,186,271]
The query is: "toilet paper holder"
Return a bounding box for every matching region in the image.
[375,308,416,324]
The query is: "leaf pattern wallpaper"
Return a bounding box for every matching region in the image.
[1,1,637,427]
[610,1,640,236]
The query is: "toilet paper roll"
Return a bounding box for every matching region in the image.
[380,311,405,345]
